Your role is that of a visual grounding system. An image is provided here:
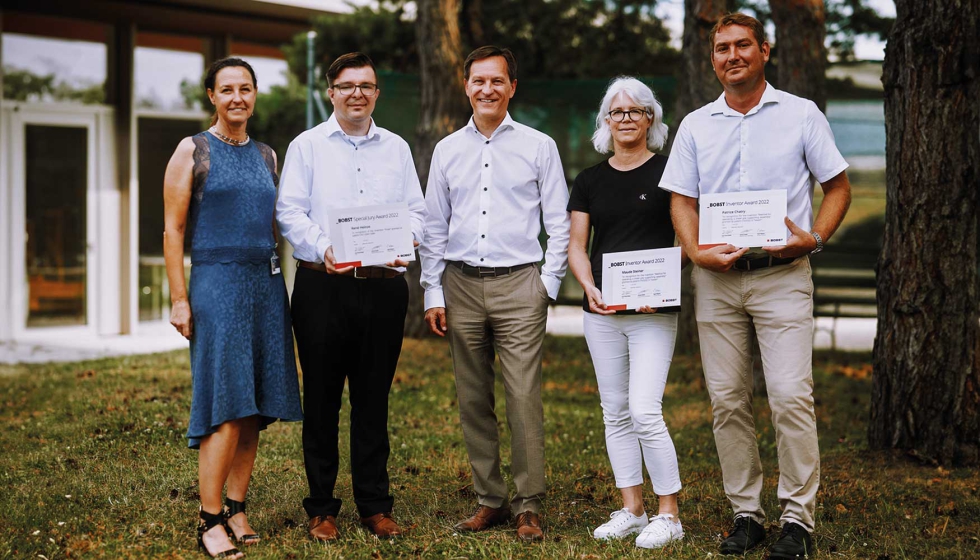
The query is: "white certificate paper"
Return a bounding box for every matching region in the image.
[328,202,415,268]
[699,190,787,248]
[602,248,682,311]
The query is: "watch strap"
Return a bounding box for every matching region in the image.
[810,231,824,254]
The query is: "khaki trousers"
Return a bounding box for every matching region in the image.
[443,264,551,514]
[693,256,819,531]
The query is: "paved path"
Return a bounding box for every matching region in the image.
[0,323,188,365]
[0,307,875,366]
[546,306,876,352]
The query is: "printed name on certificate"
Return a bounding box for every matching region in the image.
[699,189,787,249]
[328,202,415,268]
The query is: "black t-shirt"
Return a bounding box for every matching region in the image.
[567,154,680,314]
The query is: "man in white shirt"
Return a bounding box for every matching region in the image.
[276,52,425,542]
[418,45,570,542]
[660,14,851,559]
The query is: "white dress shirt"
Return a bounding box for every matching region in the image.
[419,113,571,310]
[659,83,848,233]
[276,114,425,264]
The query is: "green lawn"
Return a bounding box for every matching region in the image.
[1,337,976,559]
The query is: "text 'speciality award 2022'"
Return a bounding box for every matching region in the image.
[328,202,415,268]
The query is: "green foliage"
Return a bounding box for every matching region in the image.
[0,340,977,558]
[284,0,678,84]
[726,0,893,62]
[248,75,309,162]
[825,0,894,61]
[282,2,418,84]
[459,0,679,79]
[2,65,104,104]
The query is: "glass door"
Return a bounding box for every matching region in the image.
[9,107,99,335]
[24,124,90,327]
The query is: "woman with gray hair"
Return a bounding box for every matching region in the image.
[566,76,687,549]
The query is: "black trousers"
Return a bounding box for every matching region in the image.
[291,267,408,518]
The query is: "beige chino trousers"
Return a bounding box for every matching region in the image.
[693,256,820,532]
[443,264,551,515]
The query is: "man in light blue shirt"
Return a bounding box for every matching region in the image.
[419,46,570,542]
[277,52,424,542]
[660,13,851,560]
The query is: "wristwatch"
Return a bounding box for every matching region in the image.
[810,231,824,254]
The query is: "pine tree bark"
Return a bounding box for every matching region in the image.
[675,0,730,120]
[673,0,731,355]
[869,0,980,465]
[769,0,827,111]
[406,0,469,338]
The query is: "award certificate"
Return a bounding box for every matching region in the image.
[601,247,682,311]
[699,190,787,248]
[328,202,415,268]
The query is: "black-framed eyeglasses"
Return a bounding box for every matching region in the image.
[607,109,650,122]
[333,82,378,96]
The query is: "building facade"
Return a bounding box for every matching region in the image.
[0,0,337,344]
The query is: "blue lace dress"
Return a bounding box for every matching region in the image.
[185,131,303,449]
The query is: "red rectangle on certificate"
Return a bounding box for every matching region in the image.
[335,261,362,268]
[606,304,628,311]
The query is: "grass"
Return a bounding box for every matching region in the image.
[1,337,977,559]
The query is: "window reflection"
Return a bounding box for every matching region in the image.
[2,32,106,104]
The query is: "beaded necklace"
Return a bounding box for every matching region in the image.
[208,126,250,146]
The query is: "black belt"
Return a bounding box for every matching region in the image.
[448,261,535,278]
[732,256,796,272]
[297,260,403,279]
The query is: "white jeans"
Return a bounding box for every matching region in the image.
[583,312,682,495]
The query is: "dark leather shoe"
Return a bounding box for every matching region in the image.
[454,505,511,532]
[515,511,544,542]
[768,522,814,559]
[360,512,403,538]
[309,515,339,541]
[719,515,766,554]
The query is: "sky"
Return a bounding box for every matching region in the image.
[3,0,896,109]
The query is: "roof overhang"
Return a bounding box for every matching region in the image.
[1,0,347,45]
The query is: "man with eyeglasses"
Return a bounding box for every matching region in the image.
[660,13,851,559]
[277,52,425,542]
[419,45,570,542]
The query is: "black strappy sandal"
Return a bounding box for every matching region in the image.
[223,498,260,545]
[198,507,243,558]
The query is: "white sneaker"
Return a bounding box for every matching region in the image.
[593,508,649,540]
[635,513,684,548]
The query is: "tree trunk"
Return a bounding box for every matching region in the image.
[869,0,980,465]
[673,0,732,355]
[675,0,730,119]
[407,0,469,338]
[769,0,827,111]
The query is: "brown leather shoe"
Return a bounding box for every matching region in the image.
[308,515,339,541]
[360,512,403,538]
[454,505,511,532]
[515,511,543,542]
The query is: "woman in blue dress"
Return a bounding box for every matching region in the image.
[163,58,303,559]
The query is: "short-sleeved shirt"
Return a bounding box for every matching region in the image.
[567,154,679,314]
[658,83,848,234]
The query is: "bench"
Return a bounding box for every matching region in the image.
[810,244,878,350]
